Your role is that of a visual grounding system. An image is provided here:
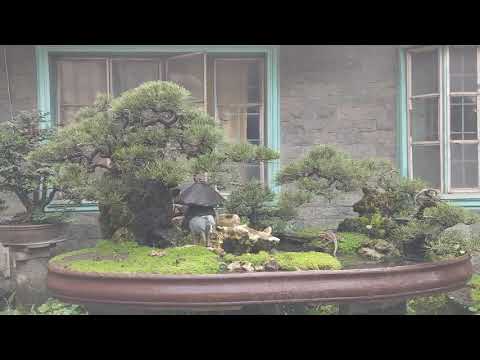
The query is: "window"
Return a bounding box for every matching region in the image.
[51,52,266,183]
[36,46,279,212]
[215,58,265,184]
[406,46,480,194]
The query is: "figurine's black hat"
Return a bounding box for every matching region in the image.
[177,182,225,207]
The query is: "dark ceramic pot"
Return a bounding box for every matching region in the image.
[0,223,67,246]
[47,255,473,313]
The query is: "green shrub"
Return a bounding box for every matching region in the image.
[0,111,66,224]
[353,172,427,219]
[426,229,480,260]
[1,298,87,316]
[337,217,369,234]
[304,304,339,315]
[278,304,339,315]
[468,274,480,314]
[336,232,370,255]
[337,214,398,240]
[424,203,480,229]
[225,180,314,233]
[388,219,440,246]
[407,294,450,315]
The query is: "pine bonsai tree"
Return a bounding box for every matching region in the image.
[0,111,63,224]
[31,81,278,246]
[226,146,386,233]
[276,145,385,203]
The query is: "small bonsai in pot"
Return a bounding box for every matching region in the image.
[0,111,67,244]
[31,81,279,247]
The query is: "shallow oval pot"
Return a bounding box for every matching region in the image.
[47,255,473,313]
[0,223,67,246]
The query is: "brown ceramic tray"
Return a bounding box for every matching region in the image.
[0,223,66,245]
[47,255,473,311]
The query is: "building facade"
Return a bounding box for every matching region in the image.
[1,45,478,249]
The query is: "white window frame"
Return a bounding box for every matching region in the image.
[406,45,480,195]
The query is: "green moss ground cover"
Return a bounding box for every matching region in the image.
[336,232,370,255]
[50,241,342,275]
[469,274,480,314]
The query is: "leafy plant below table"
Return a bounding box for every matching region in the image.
[0,297,87,315]
[468,274,480,314]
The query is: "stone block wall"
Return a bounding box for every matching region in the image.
[279,45,398,227]
[0,46,37,122]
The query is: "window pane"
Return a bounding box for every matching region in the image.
[58,60,107,105]
[112,59,160,96]
[450,96,477,140]
[411,97,439,141]
[57,59,108,125]
[166,54,204,105]
[216,60,263,143]
[411,50,439,95]
[216,59,264,183]
[412,144,441,188]
[451,143,479,188]
[450,46,477,93]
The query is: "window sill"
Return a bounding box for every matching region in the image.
[440,193,480,209]
[44,200,99,213]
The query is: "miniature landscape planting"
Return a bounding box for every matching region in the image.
[50,242,341,275]
[2,80,480,314]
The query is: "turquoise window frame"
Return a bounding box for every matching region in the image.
[397,46,480,209]
[35,45,281,212]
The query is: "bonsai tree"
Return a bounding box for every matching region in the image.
[276,145,385,209]
[226,146,385,233]
[0,111,62,224]
[225,180,309,232]
[31,81,278,247]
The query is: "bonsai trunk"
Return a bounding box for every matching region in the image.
[127,181,180,248]
[15,190,34,224]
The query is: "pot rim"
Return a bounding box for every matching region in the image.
[0,222,65,230]
[48,254,471,280]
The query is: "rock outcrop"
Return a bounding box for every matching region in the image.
[216,224,280,255]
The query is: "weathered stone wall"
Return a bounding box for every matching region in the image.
[0,46,37,122]
[0,45,400,240]
[280,45,398,227]
[0,46,38,215]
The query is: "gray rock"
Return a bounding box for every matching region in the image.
[227,261,243,272]
[442,223,473,240]
[241,262,255,272]
[226,261,255,273]
[372,239,396,254]
[358,247,384,261]
[220,225,280,255]
[264,259,280,272]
